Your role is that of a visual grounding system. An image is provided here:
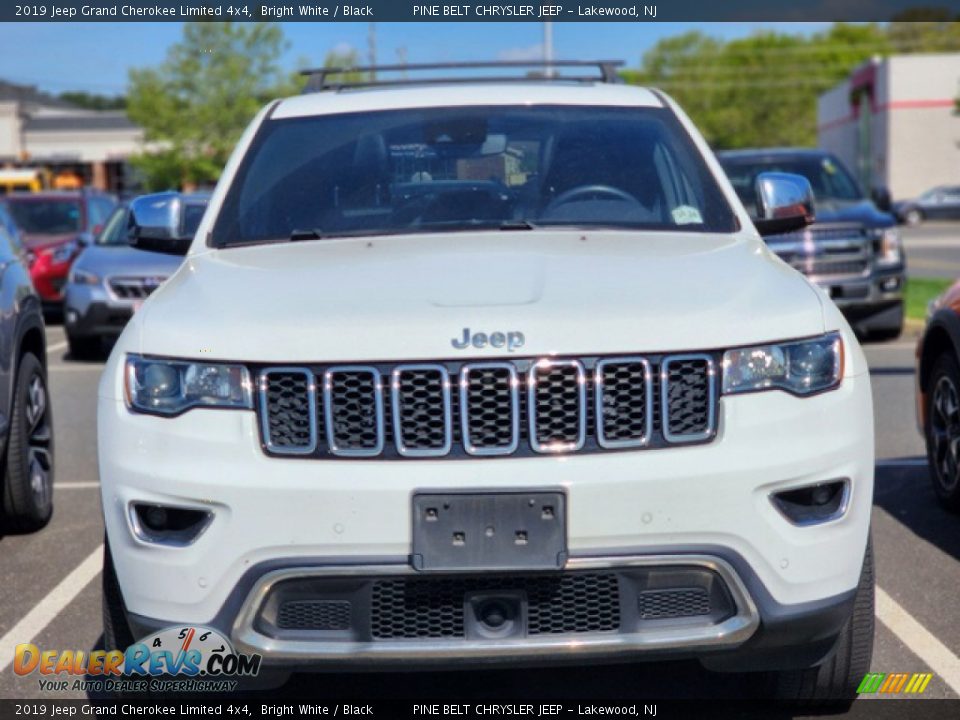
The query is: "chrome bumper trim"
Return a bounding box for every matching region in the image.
[230,554,760,663]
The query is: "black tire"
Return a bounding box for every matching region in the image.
[1,352,54,532]
[772,536,875,704]
[67,334,102,360]
[102,542,135,653]
[924,353,960,512]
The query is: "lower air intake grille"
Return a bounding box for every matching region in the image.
[277,600,351,630]
[370,573,620,639]
[639,588,712,619]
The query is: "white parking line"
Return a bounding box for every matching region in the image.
[0,544,103,673]
[55,482,100,489]
[48,365,104,373]
[876,586,960,695]
[46,341,67,354]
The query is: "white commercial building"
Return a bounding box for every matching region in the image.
[818,53,960,201]
[0,80,143,192]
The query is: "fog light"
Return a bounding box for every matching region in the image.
[772,479,849,526]
[65,310,79,325]
[880,277,901,292]
[130,502,212,546]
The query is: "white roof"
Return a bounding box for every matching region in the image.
[272,82,663,119]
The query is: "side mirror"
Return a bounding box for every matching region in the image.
[128,192,193,256]
[753,172,815,236]
[871,186,892,213]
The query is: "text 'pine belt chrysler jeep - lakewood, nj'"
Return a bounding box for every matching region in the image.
[98,61,875,701]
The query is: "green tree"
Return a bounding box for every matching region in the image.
[626,23,892,149]
[126,22,297,190]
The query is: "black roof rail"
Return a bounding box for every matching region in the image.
[299,60,625,92]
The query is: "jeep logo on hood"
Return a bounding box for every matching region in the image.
[451,328,525,352]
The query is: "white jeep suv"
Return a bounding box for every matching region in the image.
[98,62,875,699]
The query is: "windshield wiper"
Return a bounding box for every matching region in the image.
[499,220,537,230]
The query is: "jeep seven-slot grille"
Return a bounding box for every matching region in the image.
[256,354,717,459]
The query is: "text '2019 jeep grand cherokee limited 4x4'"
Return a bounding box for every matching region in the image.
[98,62,875,700]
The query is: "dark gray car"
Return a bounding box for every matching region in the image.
[0,202,53,532]
[63,193,209,358]
[895,185,960,225]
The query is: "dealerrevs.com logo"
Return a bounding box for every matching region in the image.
[14,626,261,694]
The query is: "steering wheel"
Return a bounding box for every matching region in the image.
[544,184,640,213]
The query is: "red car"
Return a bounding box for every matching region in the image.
[4,190,117,308]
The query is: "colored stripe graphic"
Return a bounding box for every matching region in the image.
[858,672,933,694]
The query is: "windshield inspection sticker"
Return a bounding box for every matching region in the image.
[672,205,703,225]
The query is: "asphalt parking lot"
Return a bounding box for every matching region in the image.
[0,225,959,709]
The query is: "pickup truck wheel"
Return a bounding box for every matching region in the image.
[925,353,960,512]
[771,536,874,705]
[1,352,54,532]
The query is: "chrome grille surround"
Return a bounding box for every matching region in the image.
[595,357,653,449]
[661,354,716,443]
[323,366,385,457]
[259,368,318,455]
[257,353,719,459]
[390,364,452,457]
[107,275,167,301]
[527,359,587,454]
[459,362,520,456]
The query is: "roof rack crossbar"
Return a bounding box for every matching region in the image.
[299,60,625,92]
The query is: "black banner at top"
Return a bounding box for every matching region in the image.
[5,0,960,22]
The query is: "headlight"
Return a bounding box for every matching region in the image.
[69,268,99,285]
[48,241,79,264]
[722,332,843,396]
[125,355,253,416]
[873,227,902,266]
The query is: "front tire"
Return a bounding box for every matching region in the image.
[925,353,960,512]
[1,352,54,532]
[103,542,135,653]
[771,536,874,704]
[904,208,923,226]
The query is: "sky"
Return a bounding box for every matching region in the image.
[0,21,830,96]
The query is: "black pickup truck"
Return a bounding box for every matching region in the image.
[718,148,905,339]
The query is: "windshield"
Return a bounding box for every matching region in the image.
[720,154,863,214]
[6,198,83,235]
[96,206,129,246]
[212,105,737,247]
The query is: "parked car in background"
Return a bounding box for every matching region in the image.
[64,193,209,358]
[0,202,30,269]
[718,148,905,340]
[4,190,117,311]
[0,201,53,532]
[916,281,960,512]
[895,186,960,226]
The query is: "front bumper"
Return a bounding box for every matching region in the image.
[64,283,134,338]
[807,264,904,315]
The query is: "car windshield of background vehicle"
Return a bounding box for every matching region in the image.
[6,198,83,234]
[212,105,738,247]
[96,206,128,245]
[722,155,862,214]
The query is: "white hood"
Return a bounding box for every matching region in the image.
[134,230,826,362]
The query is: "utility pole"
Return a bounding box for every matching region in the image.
[396,46,408,79]
[543,21,554,77]
[368,23,377,81]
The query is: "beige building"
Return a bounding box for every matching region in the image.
[0,80,143,193]
[818,53,960,200]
